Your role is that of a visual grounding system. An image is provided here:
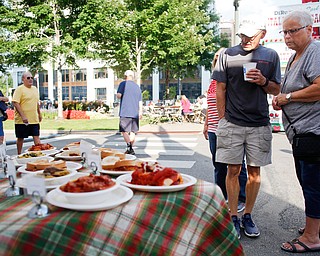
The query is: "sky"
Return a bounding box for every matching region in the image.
[215,0,302,21]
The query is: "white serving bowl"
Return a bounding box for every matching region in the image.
[15,152,52,165]
[56,176,119,205]
[44,169,77,186]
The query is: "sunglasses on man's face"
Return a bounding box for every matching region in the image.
[26,77,33,80]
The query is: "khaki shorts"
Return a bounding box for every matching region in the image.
[216,118,272,167]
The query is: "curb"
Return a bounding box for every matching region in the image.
[6,133,66,146]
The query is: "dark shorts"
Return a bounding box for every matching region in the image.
[15,124,40,138]
[119,117,139,133]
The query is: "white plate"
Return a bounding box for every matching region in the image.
[16,169,77,186]
[14,153,52,165]
[65,161,83,170]
[46,149,61,156]
[55,152,82,161]
[100,169,134,176]
[25,147,58,155]
[16,172,90,190]
[17,160,81,174]
[16,157,55,173]
[116,173,197,192]
[46,185,133,211]
[99,154,138,175]
[125,154,137,160]
[60,146,80,151]
[16,178,59,190]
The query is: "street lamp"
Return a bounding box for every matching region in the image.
[233,0,240,46]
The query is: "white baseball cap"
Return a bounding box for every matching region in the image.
[237,18,266,37]
[124,70,134,77]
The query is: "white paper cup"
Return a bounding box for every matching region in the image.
[243,62,257,81]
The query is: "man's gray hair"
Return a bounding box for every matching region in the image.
[283,10,313,27]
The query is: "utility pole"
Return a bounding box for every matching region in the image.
[233,0,240,46]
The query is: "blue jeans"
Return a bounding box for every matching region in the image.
[208,132,247,201]
[294,157,320,219]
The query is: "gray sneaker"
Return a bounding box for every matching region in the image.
[237,202,245,213]
[241,213,260,237]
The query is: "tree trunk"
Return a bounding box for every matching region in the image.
[52,1,63,119]
[136,38,141,86]
[165,68,170,100]
[57,61,63,119]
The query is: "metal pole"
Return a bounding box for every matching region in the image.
[233,0,240,46]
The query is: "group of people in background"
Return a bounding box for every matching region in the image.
[204,10,320,253]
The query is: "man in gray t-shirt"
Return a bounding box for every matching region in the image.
[117,70,142,155]
[212,18,281,239]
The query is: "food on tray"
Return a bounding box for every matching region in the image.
[26,159,66,171]
[99,148,125,160]
[28,143,54,151]
[18,152,45,158]
[63,141,80,150]
[101,156,142,171]
[60,174,115,193]
[61,150,81,157]
[39,166,70,178]
[130,162,183,186]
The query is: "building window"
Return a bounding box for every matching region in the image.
[71,86,87,100]
[62,69,69,82]
[96,88,106,100]
[72,69,87,82]
[39,87,48,100]
[39,71,48,84]
[62,86,69,100]
[94,68,108,79]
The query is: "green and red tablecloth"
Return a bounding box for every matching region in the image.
[0,178,243,256]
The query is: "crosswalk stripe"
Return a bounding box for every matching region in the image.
[134,149,194,156]
[115,137,198,142]
[107,141,197,148]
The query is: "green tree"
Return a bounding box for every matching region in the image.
[142,90,150,101]
[0,0,87,118]
[74,0,221,90]
[0,74,12,96]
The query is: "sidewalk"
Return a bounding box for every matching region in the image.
[4,122,204,145]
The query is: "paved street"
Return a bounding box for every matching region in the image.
[3,125,314,255]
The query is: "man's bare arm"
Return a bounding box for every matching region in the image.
[216,81,226,119]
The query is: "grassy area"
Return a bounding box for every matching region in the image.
[3,118,150,131]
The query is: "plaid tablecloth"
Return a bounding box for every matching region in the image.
[0,178,243,256]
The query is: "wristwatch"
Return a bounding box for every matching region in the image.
[285,93,292,102]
